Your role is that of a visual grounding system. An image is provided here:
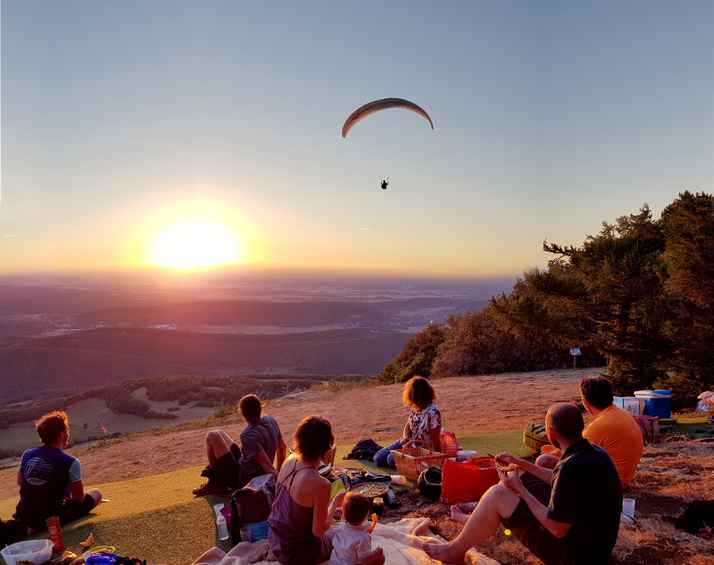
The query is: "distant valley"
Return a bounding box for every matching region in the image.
[0,272,514,453]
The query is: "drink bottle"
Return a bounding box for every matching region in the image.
[217,514,229,541]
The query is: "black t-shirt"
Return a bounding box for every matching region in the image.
[548,439,622,564]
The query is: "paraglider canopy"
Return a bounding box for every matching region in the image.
[342,98,434,138]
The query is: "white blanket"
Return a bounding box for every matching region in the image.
[191,518,499,565]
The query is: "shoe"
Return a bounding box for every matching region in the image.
[192,481,228,496]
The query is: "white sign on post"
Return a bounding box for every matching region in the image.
[570,348,581,368]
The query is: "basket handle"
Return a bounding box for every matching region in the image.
[402,439,434,453]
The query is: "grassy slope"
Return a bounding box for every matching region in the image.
[0,435,531,564]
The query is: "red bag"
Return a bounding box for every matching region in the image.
[439,456,499,505]
[633,415,660,444]
[440,429,461,457]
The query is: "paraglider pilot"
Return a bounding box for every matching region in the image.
[381,178,389,190]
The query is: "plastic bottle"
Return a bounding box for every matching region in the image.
[216,514,230,541]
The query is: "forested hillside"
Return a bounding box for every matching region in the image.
[379,192,714,410]
[0,327,409,401]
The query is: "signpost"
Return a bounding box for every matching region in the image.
[569,348,581,368]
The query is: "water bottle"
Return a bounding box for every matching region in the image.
[216,514,230,541]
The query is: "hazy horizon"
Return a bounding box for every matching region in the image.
[2,2,712,277]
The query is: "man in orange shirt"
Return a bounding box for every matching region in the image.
[536,376,643,489]
[578,376,643,488]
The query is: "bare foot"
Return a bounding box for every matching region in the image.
[420,540,467,563]
[450,505,470,525]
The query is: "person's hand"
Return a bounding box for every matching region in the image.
[497,467,523,496]
[332,490,346,507]
[495,452,519,468]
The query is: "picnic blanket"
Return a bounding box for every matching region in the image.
[191,517,499,565]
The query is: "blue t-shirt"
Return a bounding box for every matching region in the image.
[239,414,282,479]
[15,446,81,528]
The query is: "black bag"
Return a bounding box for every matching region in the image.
[418,466,442,501]
[675,500,714,534]
[343,439,384,460]
[232,474,276,524]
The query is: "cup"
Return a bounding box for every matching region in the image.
[240,526,251,543]
[46,516,65,553]
[622,498,635,518]
[213,503,224,516]
[372,497,384,516]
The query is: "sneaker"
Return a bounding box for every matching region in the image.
[192,481,228,496]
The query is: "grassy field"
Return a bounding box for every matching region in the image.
[0,434,530,565]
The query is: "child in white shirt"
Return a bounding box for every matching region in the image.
[330,492,384,565]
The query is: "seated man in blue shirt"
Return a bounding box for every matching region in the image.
[15,411,103,531]
[421,403,622,565]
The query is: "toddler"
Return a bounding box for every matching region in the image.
[330,492,384,565]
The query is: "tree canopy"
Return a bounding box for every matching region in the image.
[376,192,714,410]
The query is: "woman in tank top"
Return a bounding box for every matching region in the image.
[268,416,384,565]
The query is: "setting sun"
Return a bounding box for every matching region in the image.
[151,218,246,269]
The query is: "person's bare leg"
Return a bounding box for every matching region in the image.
[450,504,471,525]
[535,454,559,469]
[365,547,385,565]
[206,430,235,468]
[87,488,103,507]
[421,485,520,562]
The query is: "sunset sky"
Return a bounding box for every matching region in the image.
[1,1,712,278]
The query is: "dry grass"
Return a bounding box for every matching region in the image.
[382,436,714,565]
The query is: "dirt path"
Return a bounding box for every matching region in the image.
[0,368,592,500]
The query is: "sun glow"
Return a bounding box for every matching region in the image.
[151,218,246,269]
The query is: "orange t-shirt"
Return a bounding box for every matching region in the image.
[583,404,643,488]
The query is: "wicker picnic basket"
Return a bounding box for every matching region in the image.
[391,440,447,482]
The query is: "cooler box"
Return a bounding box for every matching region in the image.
[613,396,640,415]
[634,390,671,419]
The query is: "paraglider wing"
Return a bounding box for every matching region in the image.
[342,98,434,138]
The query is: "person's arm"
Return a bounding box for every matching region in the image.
[401,421,412,445]
[497,452,553,485]
[69,479,86,503]
[275,436,287,471]
[429,426,441,452]
[312,482,344,538]
[499,469,571,538]
[255,448,279,479]
[17,470,21,486]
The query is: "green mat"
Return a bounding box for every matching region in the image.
[0,430,530,565]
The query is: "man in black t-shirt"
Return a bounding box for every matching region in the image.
[422,403,622,565]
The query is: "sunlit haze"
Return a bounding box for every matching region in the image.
[150,218,244,270]
[1,2,711,277]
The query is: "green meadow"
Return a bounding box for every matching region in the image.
[0,434,531,565]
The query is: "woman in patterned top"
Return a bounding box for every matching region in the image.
[373,376,442,468]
